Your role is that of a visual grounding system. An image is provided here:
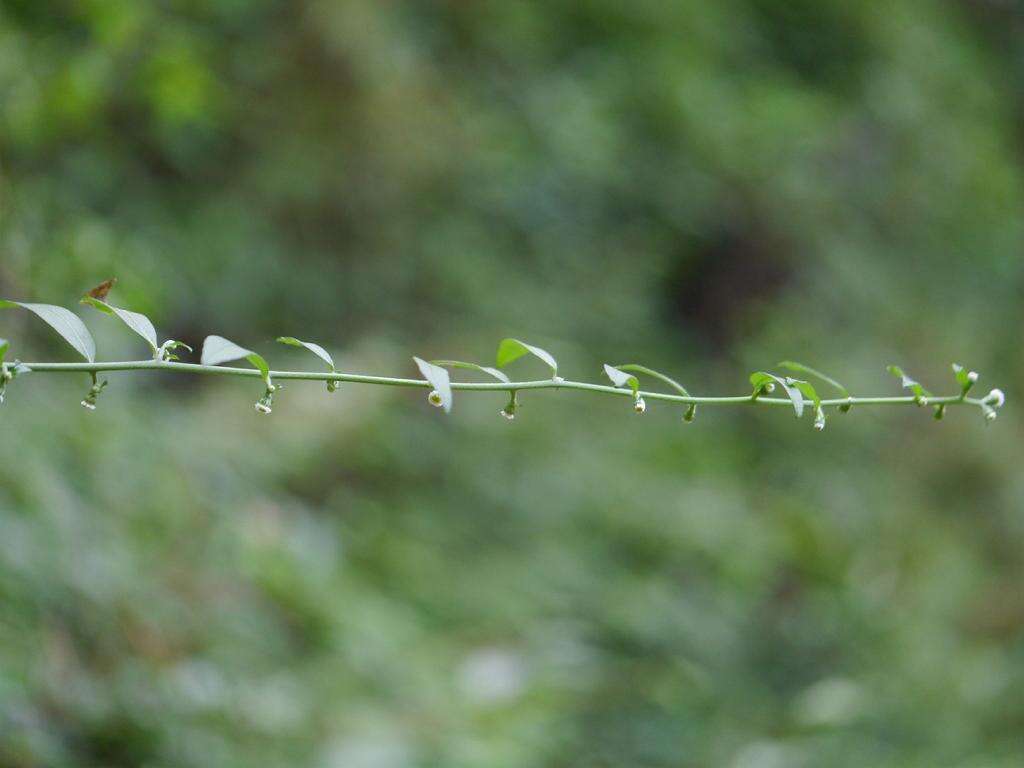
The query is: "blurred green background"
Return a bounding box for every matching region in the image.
[1,1,1022,766]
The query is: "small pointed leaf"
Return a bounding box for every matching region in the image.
[616,364,690,396]
[0,300,96,362]
[952,363,969,388]
[277,337,336,371]
[496,338,558,378]
[201,335,271,386]
[82,296,159,353]
[0,338,7,366]
[603,364,639,398]
[431,360,510,384]
[887,365,930,401]
[413,356,452,413]
[749,372,775,395]
[951,363,978,396]
[778,360,849,398]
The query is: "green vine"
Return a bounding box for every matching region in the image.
[0,286,1006,430]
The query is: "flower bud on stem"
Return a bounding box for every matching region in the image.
[80,373,108,411]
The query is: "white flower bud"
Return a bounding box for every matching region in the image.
[813,406,826,431]
[428,390,444,407]
[634,397,646,414]
[81,400,96,411]
[254,401,272,414]
[763,382,775,393]
[986,389,1005,408]
[985,409,997,422]
[967,371,978,383]
[499,408,515,421]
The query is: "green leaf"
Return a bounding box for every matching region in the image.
[616,364,690,396]
[790,379,823,429]
[887,365,931,401]
[0,338,7,366]
[495,338,558,378]
[790,379,821,411]
[0,300,96,362]
[277,337,336,371]
[749,372,776,395]
[778,360,849,398]
[201,335,271,386]
[952,363,969,388]
[951,363,977,395]
[82,296,159,353]
[603,364,639,398]
[278,337,337,391]
[431,360,510,384]
[750,371,809,418]
[413,356,452,413]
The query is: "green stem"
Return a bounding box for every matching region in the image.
[16,360,991,410]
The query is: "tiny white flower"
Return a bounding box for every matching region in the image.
[81,400,96,411]
[986,389,1005,408]
[814,406,826,431]
[499,408,515,421]
[967,371,978,383]
[634,397,646,414]
[763,382,775,393]
[985,409,997,422]
[254,401,272,414]
[428,390,444,407]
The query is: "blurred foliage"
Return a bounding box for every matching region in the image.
[1,1,1023,766]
